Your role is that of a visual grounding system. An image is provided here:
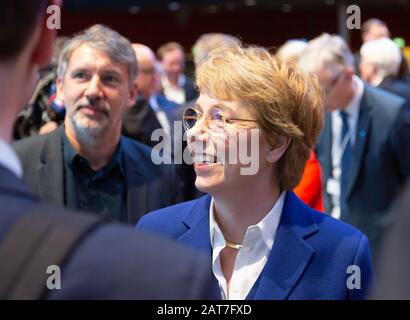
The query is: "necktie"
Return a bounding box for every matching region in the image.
[340,111,352,218]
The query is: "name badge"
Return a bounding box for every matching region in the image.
[326,178,340,197]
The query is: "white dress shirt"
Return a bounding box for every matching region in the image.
[209,191,285,300]
[0,139,23,178]
[161,74,186,105]
[329,76,363,218]
[149,95,171,135]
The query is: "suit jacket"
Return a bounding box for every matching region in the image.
[167,98,205,200]
[137,192,375,300]
[122,96,177,149]
[0,164,218,299]
[123,95,201,201]
[183,76,198,102]
[12,126,183,224]
[378,76,410,106]
[316,85,410,258]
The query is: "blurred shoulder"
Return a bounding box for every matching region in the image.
[49,220,216,299]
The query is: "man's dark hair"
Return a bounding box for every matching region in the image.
[0,0,48,61]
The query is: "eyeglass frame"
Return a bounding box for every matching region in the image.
[182,106,259,132]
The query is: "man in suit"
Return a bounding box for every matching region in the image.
[360,37,410,105]
[157,42,197,105]
[13,26,182,225]
[122,44,195,200]
[355,18,410,82]
[299,33,410,259]
[122,44,177,149]
[354,18,390,77]
[0,0,217,300]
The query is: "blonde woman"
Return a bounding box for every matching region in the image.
[137,45,374,300]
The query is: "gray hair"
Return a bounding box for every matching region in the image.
[57,24,137,86]
[298,33,354,77]
[193,33,241,67]
[276,39,308,63]
[360,37,401,78]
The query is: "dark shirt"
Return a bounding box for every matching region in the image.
[62,132,127,223]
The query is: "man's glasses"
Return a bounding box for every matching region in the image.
[182,107,258,132]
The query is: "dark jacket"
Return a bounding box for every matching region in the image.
[0,164,218,299]
[378,76,410,106]
[12,126,183,224]
[316,85,410,258]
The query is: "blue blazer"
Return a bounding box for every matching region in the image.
[137,192,375,300]
[316,85,410,258]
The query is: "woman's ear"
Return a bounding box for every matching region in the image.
[266,135,291,164]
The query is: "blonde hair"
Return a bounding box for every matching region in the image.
[196,45,324,190]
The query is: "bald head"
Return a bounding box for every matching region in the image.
[132,44,156,63]
[132,43,159,99]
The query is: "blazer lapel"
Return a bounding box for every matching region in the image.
[346,87,372,199]
[178,195,222,298]
[249,192,318,300]
[178,195,213,254]
[38,127,65,206]
[176,193,319,300]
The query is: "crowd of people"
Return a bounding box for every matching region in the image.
[1,0,410,300]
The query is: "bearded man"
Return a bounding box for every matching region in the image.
[12,24,182,224]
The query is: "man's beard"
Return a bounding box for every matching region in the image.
[68,101,111,147]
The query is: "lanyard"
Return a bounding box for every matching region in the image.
[332,126,354,180]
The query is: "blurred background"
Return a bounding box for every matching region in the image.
[59,0,410,66]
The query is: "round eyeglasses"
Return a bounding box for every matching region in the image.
[182,107,258,132]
